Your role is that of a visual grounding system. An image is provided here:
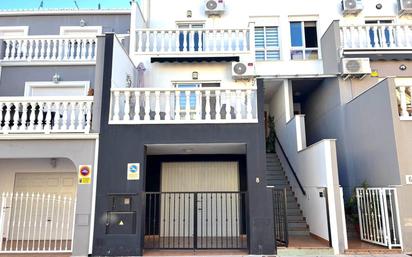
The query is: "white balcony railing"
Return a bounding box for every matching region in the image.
[110,87,258,124]
[0,96,93,134]
[340,24,412,50]
[1,36,97,62]
[397,85,412,120]
[135,28,251,55]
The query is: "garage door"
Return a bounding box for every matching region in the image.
[14,173,77,197]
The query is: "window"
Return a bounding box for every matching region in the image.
[255,26,280,61]
[24,81,90,96]
[290,21,318,60]
[0,26,29,37]
[177,23,204,52]
[365,20,394,48]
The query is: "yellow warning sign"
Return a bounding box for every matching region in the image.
[78,165,92,184]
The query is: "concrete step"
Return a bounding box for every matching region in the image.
[288,229,311,236]
[287,222,309,229]
[277,247,334,256]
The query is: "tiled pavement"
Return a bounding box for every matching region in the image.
[0,254,411,257]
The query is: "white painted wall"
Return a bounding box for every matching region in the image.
[112,35,137,88]
[267,79,346,254]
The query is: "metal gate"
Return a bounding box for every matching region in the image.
[0,192,76,253]
[356,188,402,249]
[272,188,288,247]
[144,192,248,250]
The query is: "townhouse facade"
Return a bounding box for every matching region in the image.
[0,0,411,256]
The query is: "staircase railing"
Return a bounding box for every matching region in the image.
[274,134,306,196]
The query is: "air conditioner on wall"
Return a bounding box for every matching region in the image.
[232,62,255,80]
[205,0,225,16]
[342,0,363,15]
[341,58,371,80]
[398,0,412,15]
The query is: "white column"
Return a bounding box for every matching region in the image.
[124,91,131,121]
[112,91,121,121]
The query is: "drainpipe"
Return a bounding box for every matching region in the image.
[88,138,100,255]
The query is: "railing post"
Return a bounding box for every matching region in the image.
[249,22,255,57]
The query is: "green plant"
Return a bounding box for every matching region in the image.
[266,115,276,153]
[347,180,369,224]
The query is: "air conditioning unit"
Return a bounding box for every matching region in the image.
[232,62,255,80]
[341,58,371,79]
[342,0,363,15]
[205,0,225,16]
[398,0,412,15]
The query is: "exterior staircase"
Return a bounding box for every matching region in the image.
[266,153,310,236]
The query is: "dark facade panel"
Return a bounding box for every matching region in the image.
[92,34,275,256]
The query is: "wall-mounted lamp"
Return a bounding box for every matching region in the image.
[192,71,199,80]
[126,74,132,87]
[52,73,60,83]
[187,10,192,18]
[400,64,407,71]
[80,18,86,27]
[376,3,383,9]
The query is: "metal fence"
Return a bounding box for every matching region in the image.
[272,188,288,247]
[0,192,76,253]
[356,187,402,249]
[144,192,248,250]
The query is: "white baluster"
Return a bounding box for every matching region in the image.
[399,86,409,118]
[160,31,165,52]
[69,102,76,130]
[3,103,11,133]
[33,39,40,60]
[198,29,203,52]
[144,91,151,121]
[240,91,246,120]
[175,30,180,52]
[84,101,92,133]
[225,90,231,119]
[235,90,242,120]
[215,90,221,120]
[205,30,210,52]
[44,102,51,133]
[112,91,120,121]
[39,39,46,60]
[185,90,191,120]
[82,39,88,60]
[16,40,22,60]
[205,90,211,120]
[246,89,253,120]
[235,30,240,51]
[69,39,76,60]
[77,101,85,131]
[124,91,131,121]
[45,39,52,60]
[61,101,69,131]
[387,25,394,48]
[10,102,19,131]
[137,30,143,52]
[11,40,17,60]
[20,102,28,131]
[155,91,160,120]
[53,102,61,131]
[183,30,188,52]
[175,91,181,120]
[21,39,28,60]
[195,90,201,119]
[133,91,140,121]
[243,29,248,51]
[145,31,151,52]
[165,91,171,120]
[27,102,36,131]
[404,25,411,47]
[153,31,158,52]
[4,40,11,60]
[51,39,58,59]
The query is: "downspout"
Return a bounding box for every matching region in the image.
[88,138,99,255]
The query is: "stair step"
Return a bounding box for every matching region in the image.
[287,222,309,229]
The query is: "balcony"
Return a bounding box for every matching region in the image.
[109,87,258,124]
[339,23,412,57]
[133,27,252,61]
[1,35,97,64]
[397,85,412,120]
[0,96,93,134]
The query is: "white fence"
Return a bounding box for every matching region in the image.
[340,24,412,49]
[0,192,76,253]
[356,188,402,249]
[1,36,97,62]
[109,87,258,124]
[397,85,412,120]
[0,96,93,134]
[135,28,251,55]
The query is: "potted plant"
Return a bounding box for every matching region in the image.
[346,180,368,235]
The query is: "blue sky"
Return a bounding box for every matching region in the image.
[0,0,132,10]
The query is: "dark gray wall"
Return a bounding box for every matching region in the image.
[92,34,275,256]
[0,65,95,96]
[302,78,401,198]
[320,20,341,75]
[0,13,130,35]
